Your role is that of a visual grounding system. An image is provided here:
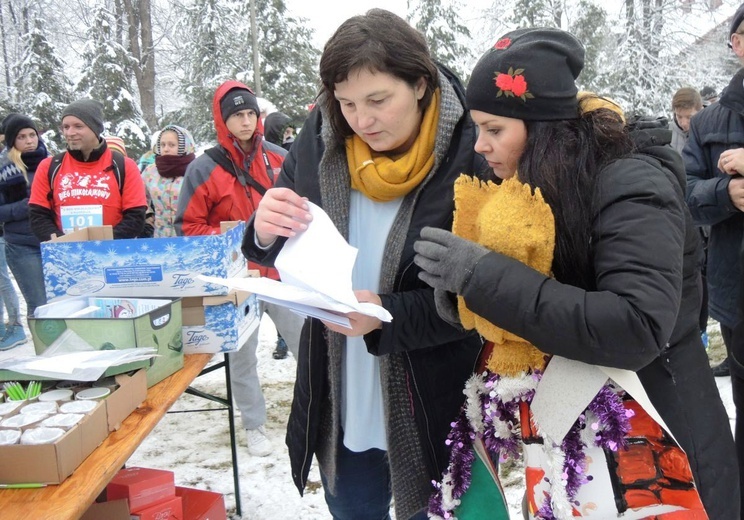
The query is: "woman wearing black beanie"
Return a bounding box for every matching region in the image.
[414,28,737,519]
[0,114,49,347]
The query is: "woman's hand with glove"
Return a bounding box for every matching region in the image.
[413,227,489,294]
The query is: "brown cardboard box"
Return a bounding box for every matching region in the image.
[80,499,131,520]
[0,369,147,484]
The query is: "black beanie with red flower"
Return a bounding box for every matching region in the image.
[466,27,584,121]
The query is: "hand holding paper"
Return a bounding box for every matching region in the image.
[200,202,392,328]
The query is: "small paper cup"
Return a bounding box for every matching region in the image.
[0,401,22,418]
[20,401,58,416]
[21,427,65,445]
[0,413,49,431]
[0,429,20,445]
[41,413,84,431]
[59,400,97,414]
[75,387,111,401]
[39,389,74,403]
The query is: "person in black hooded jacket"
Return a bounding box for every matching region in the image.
[414,28,738,519]
[243,9,488,520]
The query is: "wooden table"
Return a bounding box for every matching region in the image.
[0,354,213,520]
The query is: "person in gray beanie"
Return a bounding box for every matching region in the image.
[27,98,147,241]
[61,98,105,140]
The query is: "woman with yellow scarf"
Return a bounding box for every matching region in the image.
[414,28,737,519]
[242,9,489,520]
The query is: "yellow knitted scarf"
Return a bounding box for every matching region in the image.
[453,175,555,376]
[346,89,440,202]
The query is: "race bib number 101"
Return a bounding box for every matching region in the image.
[60,204,104,233]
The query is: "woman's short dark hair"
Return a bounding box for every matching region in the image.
[318,8,439,142]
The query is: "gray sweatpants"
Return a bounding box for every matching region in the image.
[228,301,305,429]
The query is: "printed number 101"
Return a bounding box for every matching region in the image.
[64,215,96,229]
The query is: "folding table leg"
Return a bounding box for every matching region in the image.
[224,353,242,517]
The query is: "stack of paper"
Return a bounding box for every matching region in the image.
[200,202,392,328]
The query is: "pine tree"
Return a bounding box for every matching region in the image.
[171,0,320,142]
[248,0,320,122]
[15,18,72,152]
[567,1,610,92]
[77,6,150,158]
[171,0,243,142]
[407,0,474,82]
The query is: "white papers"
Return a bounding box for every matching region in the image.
[0,348,158,381]
[199,202,392,328]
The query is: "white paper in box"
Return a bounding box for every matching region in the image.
[41,222,246,298]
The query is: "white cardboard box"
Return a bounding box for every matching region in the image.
[181,291,260,354]
[41,222,246,299]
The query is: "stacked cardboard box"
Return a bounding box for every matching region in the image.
[0,369,147,484]
[38,221,259,361]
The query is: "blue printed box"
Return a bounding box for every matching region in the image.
[181,291,260,354]
[41,222,246,298]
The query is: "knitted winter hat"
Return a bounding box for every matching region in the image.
[154,125,196,156]
[731,3,744,40]
[220,88,260,122]
[3,115,37,148]
[62,98,105,137]
[466,28,584,121]
[104,135,127,156]
[0,113,19,136]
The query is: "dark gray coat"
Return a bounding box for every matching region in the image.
[684,69,744,329]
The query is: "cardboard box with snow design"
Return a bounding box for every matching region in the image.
[41,222,246,299]
[181,291,260,354]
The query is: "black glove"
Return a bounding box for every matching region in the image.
[413,227,489,294]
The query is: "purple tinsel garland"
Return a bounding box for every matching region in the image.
[429,371,633,519]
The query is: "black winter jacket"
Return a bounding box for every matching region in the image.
[684,69,744,329]
[243,70,488,501]
[459,140,738,518]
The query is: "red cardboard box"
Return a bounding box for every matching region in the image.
[132,495,183,520]
[107,467,175,512]
[175,486,226,520]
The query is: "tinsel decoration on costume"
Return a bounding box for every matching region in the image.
[429,173,707,519]
[428,371,634,520]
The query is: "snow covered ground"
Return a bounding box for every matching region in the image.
[0,289,736,520]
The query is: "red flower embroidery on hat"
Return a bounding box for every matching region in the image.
[493,67,534,101]
[494,38,511,50]
[495,73,513,91]
[511,75,528,97]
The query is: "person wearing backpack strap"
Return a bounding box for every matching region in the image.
[175,81,304,458]
[28,98,147,242]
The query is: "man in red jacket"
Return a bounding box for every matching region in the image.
[176,81,303,456]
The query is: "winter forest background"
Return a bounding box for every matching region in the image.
[0,0,741,159]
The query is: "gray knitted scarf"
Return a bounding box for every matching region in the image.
[313,75,464,520]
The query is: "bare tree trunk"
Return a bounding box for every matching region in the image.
[113,0,126,47]
[250,0,261,96]
[0,3,11,96]
[122,0,157,129]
